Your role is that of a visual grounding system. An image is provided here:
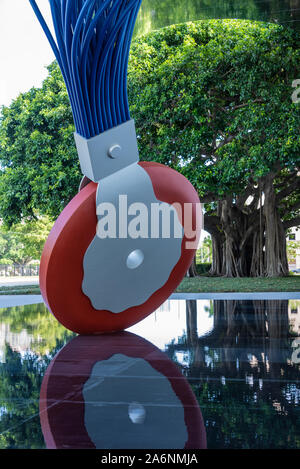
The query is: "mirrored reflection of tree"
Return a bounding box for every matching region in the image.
[0,340,69,449]
[0,303,74,356]
[134,0,300,36]
[166,299,300,449]
[0,304,75,448]
[0,344,45,448]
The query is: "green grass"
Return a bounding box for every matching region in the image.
[0,276,299,296]
[176,276,300,293]
[0,285,41,295]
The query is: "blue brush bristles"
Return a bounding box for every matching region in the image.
[29,0,142,139]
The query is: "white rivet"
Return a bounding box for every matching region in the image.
[126,249,144,270]
[108,144,122,159]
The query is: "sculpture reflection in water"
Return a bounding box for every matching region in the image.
[39,332,207,449]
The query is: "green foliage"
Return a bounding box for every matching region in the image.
[0,303,74,448]
[0,345,47,449]
[287,240,300,264]
[0,19,299,228]
[128,19,300,199]
[0,303,74,355]
[193,381,300,449]
[197,236,212,264]
[0,285,41,295]
[196,262,212,275]
[134,0,300,37]
[0,63,79,225]
[0,217,53,265]
[0,336,72,448]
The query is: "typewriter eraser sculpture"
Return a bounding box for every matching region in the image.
[30,0,202,334]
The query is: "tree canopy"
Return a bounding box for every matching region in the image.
[0,19,299,276]
[128,19,300,276]
[0,63,79,226]
[0,217,53,266]
[128,19,299,196]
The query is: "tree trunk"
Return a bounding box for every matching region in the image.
[206,203,254,277]
[263,174,289,277]
[220,198,249,277]
[250,230,265,277]
[204,171,291,278]
[187,255,198,277]
[209,232,223,276]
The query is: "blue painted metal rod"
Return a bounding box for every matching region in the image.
[29,0,142,139]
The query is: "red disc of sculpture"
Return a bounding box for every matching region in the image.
[40,162,201,335]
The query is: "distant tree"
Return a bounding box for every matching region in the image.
[202,236,212,263]
[287,239,300,265]
[0,217,53,266]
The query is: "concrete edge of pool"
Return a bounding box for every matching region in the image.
[0,292,299,309]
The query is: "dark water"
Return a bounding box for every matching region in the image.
[0,298,299,449]
[133,0,300,36]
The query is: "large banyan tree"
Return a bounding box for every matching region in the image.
[128,19,300,277]
[0,19,299,277]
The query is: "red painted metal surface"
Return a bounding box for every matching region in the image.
[40,162,201,334]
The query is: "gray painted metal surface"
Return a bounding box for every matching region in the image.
[74,119,139,182]
[82,163,184,313]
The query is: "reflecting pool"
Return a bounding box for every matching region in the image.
[0,298,299,449]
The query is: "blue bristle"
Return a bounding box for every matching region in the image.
[29,0,142,139]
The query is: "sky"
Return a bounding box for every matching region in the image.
[0,0,55,107]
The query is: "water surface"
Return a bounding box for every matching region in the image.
[0,298,299,449]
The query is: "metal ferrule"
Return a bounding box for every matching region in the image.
[74,119,140,182]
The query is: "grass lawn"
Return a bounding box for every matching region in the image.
[0,285,41,295]
[176,275,300,293]
[0,275,299,295]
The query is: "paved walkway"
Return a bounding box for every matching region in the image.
[0,276,39,287]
